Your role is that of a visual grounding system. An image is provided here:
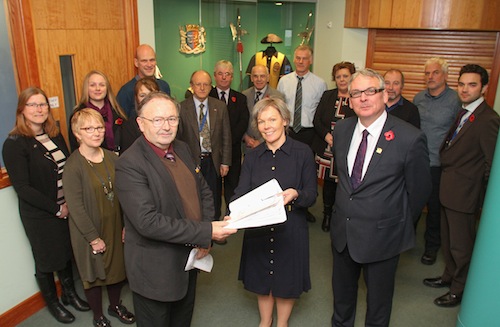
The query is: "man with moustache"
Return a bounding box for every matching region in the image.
[242,64,284,149]
[115,92,236,326]
[413,58,461,265]
[383,69,420,128]
[117,44,171,118]
[177,70,232,223]
[209,61,248,211]
[424,64,499,307]
[331,69,431,326]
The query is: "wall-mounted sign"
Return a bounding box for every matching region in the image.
[179,24,206,54]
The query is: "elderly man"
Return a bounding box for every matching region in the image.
[383,69,420,128]
[117,44,171,118]
[424,64,499,307]
[331,69,431,326]
[413,58,461,265]
[208,60,248,209]
[115,92,236,326]
[242,64,284,149]
[177,70,232,223]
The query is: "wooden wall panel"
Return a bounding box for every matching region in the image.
[366,30,500,106]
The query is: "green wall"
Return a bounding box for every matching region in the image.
[153,0,315,99]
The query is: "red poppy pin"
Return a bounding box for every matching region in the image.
[384,130,395,141]
[115,118,123,125]
[469,114,475,123]
[231,96,237,103]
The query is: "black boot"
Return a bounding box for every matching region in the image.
[58,262,90,312]
[322,205,332,232]
[36,272,75,323]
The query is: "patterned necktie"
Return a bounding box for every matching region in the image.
[199,103,211,152]
[293,76,304,133]
[351,129,369,190]
[255,91,262,104]
[220,91,226,104]
[446,108,468,144]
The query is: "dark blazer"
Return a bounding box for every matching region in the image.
[440,101,500,214]
[387,96,420,129]
[312,88,356,155]
[177,96,232,175]
[331,114,431,263]
[209,88,249,146]
[115,137,213,302]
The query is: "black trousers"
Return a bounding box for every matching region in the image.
[200,155,222,220]
[132,270,198,327]
[424,166,442,253]
[332,247,399,327]
[288,127,315,148]
[223,144,242,208]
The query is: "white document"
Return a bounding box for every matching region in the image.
[224,179,287,229]
[184,248,213,273]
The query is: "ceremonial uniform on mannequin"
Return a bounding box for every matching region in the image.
[246,34,292,89]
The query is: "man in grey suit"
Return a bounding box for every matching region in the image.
[331,69,431,326]
[177,70,232,222]
[242,64,284,149]
[115,92,236,326]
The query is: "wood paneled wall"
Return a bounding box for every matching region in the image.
[345,0,500,31]
[7,0,138,141]
[366,29,500,106]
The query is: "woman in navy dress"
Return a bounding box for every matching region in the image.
[233,97,317,327]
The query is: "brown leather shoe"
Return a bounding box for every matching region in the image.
[423,277,451,288]
[434,292,462,307]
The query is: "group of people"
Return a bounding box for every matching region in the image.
[2,41,499,327]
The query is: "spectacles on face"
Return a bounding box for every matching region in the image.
[350,87,385,98]
[216,72,232,77]
[141,116,179,127]
[26,103,49,109]
[80,126,105,134]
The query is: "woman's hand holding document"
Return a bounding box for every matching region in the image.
[224,179,287,229]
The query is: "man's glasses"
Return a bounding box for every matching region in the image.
[350,87,385,98]
[141,116,180,127]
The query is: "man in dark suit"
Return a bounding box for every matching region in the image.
[331,69,431,326]
[383,69,420,128]
[115,92,236,326]
[178,70,232,222]
[424,64,500,307]
[209,60,248,208]
[242,64,284,149]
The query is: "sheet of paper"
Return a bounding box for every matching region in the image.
[184,248,213,273]
[225,179,287,229]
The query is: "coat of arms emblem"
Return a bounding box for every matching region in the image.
[179,24,206,54]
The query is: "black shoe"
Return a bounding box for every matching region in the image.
[306,211,316,223]
[434,292,462,307]
[93,315,112,327]
[321,214,331,232]
[423,277,451,288]
[108,302,135,324]
[47,302,75,324]
[421,251,437,265]
[61,292,90,312]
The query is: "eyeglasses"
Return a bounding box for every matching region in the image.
[349,87,385,98]
[192,83,211,89]
[80,126,105,134]
[216,72,232,77]
[26,103,49,109]
[141,116,179,127]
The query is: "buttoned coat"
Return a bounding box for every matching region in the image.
[177,96,232,175]
[440,101,500,214]
[115,137,213,302]
[331,114,431,263]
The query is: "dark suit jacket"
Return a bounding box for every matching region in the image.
[115,137,213,302]
[209,88,249,146]
[242,86,284,140]
[312,88,356,155]
[331,114,431,263]
[177,96,232,175]
[440,100,500,214]
[387,96,420,129]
